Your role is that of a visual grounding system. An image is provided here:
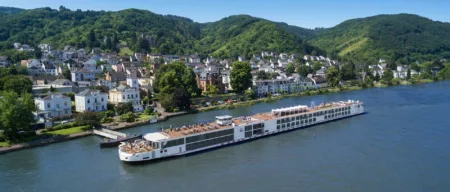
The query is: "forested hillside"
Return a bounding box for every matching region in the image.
[0,6,24,15]
[0,7,449,63]
[308,14,450,63]
[0,7,320,58]
[199,15,322,58]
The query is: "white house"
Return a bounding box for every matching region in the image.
[109,85,143,112]
[71,69,96,82]
[75,89,108,112]
[253,75,312,96]
[35,93,72,118]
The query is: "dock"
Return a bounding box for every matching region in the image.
[93,128,127,140]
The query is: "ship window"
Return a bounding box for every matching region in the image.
[301,120,303,124]
[245,125,252,131]
[324,115,327,119]
[296,116,300,120]
[309,119,312,123]
[291,122,295,127]
[296,121,299,125]
[309,114,312,118]
[291,117,295,121]
[277,125,280,130]
[281,119,285,123]
[287,123,290,127]
[282,124,286,128]
[313,118,316,122]
[277,120,281,124]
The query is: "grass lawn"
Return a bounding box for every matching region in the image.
[0,142,10,147]
[46,126,91,136]
[137,114,155,121]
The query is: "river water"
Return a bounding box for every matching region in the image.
[1,82,450,192]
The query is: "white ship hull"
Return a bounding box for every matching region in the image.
[119,101,365,163]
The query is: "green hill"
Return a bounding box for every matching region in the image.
[199,15,321,58]
[0,8,320,57]
[0,6,24,15]
[308,14,450,63]
[0,8,449,63]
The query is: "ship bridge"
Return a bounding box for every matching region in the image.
[216,115,233,126]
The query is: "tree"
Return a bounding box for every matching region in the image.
[34,47,42,59]
[312,61,322,72]
[120,112,136,122]
[88,29,96,48]
[105,36,112,50]
[1,75,32,95]
[244,89,255,100]
[230,61,252,93]
[172,87,192,111]
[63,69,71,80]
[298,65,312,77]
[362,76,374,88]
[75,112,101,128]
[325,66,341,87]
[115,102,134,115]
[256,70,269,80]
[285,63,295,74]
[144,107,154,115]
[0,91,36,142]
[381,68,394,85]
[155,61,200,97]
[205,84,219,95]
[406,68,411,80]
[340,62,356,80]
[374,73,380,82]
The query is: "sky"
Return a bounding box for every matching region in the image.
[1,0,449,28]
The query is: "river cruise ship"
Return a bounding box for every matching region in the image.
[119,100,364,162]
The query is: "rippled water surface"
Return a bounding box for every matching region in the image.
[1,82,450,192]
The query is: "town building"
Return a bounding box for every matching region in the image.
[196,68,226,94]
[34,93,72,118]
[109,85,143,112]
[75,89,108,112]
[71,69,96,82]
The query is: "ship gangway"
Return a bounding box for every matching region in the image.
[93,128,127,140]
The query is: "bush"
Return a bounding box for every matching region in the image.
[75,112,102,127]
[115,102,134,115]
[51,115,73,122]
[100,116,114,123]
[45,122,76,131]
[99,110,114,118]
[0,132,5,142]
[144,108,154,115]
[120,112,136,122]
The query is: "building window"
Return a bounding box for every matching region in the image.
[64,102,67,106]
[47,103,50,108]
[87,99,90,104]
[95,98,97,103]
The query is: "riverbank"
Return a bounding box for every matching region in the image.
[0,78,438,155]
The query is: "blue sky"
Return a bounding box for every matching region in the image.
[1,0,449,28]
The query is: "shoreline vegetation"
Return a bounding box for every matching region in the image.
[0,78,439,154]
